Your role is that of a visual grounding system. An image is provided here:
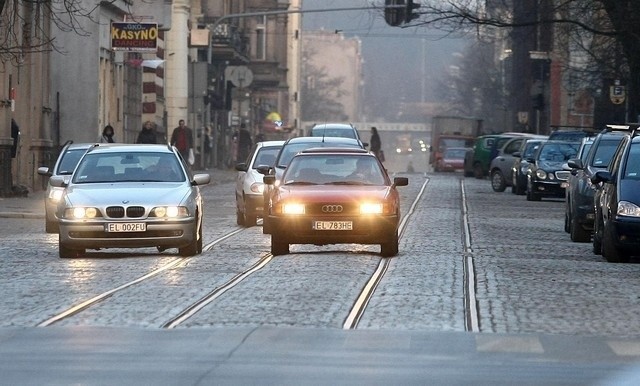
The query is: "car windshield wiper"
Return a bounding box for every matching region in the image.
[284,181,318,185]
[325,181,371,185]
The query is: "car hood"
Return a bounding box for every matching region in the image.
[275,185,394,202]
[619,179,640,205]
[537,160,564,171]
[64,182,192,206]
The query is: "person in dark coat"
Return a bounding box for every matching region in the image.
[370,126,384,161]
[237,123,252,163]
[136,121,157,144]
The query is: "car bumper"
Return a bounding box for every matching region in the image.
[610,217,640,251]
[245,193,265,217]
[268,214,399,245]
[59,219,197,249]
[531,180,568,197]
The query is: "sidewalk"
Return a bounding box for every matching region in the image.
[0,168,237,219]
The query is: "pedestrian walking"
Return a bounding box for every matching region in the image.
[98,125,115,143]
[237,123,252,163]
[170,119,194,165]
[370,126,384,162]
[203,126,213,168]
[136,121,157,144]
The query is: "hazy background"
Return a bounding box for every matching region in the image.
[301,0,468,122]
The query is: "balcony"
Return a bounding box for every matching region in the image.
[210,23,249,64]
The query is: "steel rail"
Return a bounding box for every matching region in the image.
[36,227,246,327]
[342,177,430,329]
[460,179,480,332]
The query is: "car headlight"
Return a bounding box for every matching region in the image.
[282,203,305,215]
[250,182,264,194]
[360,202,383,214]
[64,207,101,219]
[617,201,640,217]
[535,169,547,179]
[151,206,189,218]
[48,187,65,203]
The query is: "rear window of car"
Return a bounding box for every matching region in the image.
[277,141,361,168]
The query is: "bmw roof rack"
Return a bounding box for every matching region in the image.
[605,123,640,133]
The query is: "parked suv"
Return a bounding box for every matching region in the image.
[489,134,546,192]
[592,126,640,262]
[526,140,580,201]
[565,127,626,242]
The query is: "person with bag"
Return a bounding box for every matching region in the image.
[170,119,194,165]
[370,126,384,162]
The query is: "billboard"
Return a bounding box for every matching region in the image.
[111,22,158,51]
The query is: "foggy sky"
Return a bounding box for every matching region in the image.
[301,0,468,122]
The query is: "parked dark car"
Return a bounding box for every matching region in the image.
[525,140,580,201]
[511,139,546,195]
[489,134,546,192]
[565,128,626,242]
[592,128,640,262]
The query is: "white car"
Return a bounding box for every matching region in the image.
[235,140,284,227]
[37,142,92,233]
[50,143,210,258]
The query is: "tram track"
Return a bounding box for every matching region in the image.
[37,175,432,330]
[461,179,480,332]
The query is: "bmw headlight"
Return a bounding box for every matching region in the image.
[48,187,65,203]
[151,206,189,218]
[535,169,547,179]
[65,207,101,219]
[250,182,264,193]
[282,203,305,215]
[617,201,640,217]
[360,203,383,214]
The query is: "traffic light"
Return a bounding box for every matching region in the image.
[384,0,421,26]
[384,0,404,27]
[405,0,420,23]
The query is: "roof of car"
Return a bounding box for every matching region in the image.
[86,143,174,154]
[284,136,362,144]
[298,147,369,154]
[256,140,286,147]
[311,123,355,129]
[64,142,94,150]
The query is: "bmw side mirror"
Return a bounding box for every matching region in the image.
[567,158,583,170]
[192,173,211,186]
[49,176,67,187]
[591,170,612,184]
[37,166,52,177]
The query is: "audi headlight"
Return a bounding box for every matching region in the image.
[535,169,547,179]
[617,201,640,217]
[151,206,189,218]
[65,207,100,219]
[360,203,383,214]
[282,203,305,215]
[250,182,264,194]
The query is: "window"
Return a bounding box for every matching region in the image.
[255,16,266,60]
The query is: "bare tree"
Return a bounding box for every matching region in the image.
[389,0,640,121]
[301,46,348,121]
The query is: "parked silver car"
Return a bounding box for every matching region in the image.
[37,142,92,233]
[50,143,210,258]
[489,134,547,192]
[235,140,285,227]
